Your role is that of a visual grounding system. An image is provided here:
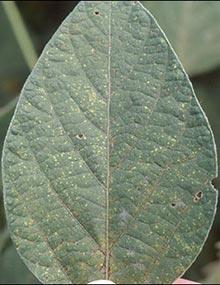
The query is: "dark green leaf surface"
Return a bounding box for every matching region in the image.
[0,99,17,157]
[2,1,217,284]
[142,1,220,76]
[0,235,39,284]
[0,99,17,229]
[0,99,38,283]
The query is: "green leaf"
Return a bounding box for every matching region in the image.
[2,1,38,71]
[0,99,17,155]
[142,1,220,76]
[0,229,39,284]
[0,99,17,229]
[2,1,217,284]
[192,72,220,224]
[193,76,220,173]
[0,238,39,284]
[0,229,10,253]
[0,1,31,108]
[0,3,28,80]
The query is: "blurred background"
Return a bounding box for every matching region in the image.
[0,1,220,283]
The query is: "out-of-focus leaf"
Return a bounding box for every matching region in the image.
[142,1,220,76]
[202,242,220,284]
[0,2,29,108]
[0,229,10,253]
[2,1,38,71]
[0,3,28,80]
[203,263,220,284]
[2,1,218,284]
[0,242,39,284]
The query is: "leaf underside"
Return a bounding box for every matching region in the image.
[2,1,217,284]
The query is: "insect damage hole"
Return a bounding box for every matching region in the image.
[170,200,187,211]
[211,177,218,190]
[193,191,203,203]
[94,11,100,15]
[76,133,86,140]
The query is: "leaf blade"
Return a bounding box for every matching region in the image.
[2,1,217,284]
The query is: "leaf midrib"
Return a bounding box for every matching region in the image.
[105,0,112,280]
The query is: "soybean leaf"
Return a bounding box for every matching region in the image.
[193,76,220,175]
[0,237,39,284]
[2,1,217,284]
[0,100,38,284]
[0,99,17,229]
[0,98,17,156]
[142,1,220,76]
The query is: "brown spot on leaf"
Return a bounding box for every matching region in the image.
[193,191,203,203]
[76,133,85,140]
[211,177,219,190]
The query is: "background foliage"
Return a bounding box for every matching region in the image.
[0,1,220,283]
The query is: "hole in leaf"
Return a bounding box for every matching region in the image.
[76,134,85,140]
[170,200,186,211]
[211,177,219,190]
[94,11,100,15]
[193,191,203,203]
